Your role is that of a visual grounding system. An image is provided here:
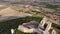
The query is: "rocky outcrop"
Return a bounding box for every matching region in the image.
[18,16,52,34]
[52,29,57,34]
[18,21,39,33]
[39,7,60,25]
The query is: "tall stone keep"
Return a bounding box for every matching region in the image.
[38,16,52,34]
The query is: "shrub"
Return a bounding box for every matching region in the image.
[45,4,59,9]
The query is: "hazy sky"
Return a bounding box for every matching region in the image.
[0,0,60,2]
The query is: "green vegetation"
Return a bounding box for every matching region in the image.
[52,23,60,34]
[0,5,60,34]
[49,23,60,34]
[0,13,60,34]
[52,23,60,30]
[15,30,37,34]
[57,31,60,34]
[45,4,59,9]
[49,29,53,34]
[0,16,43,34]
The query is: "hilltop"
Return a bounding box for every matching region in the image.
[0,4,60,34]
[9,4,60,25]
[0,4,59,25]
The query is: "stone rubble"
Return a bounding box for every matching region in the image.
[18,16,52,34]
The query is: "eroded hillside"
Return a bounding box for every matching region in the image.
[9,4,60,25]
